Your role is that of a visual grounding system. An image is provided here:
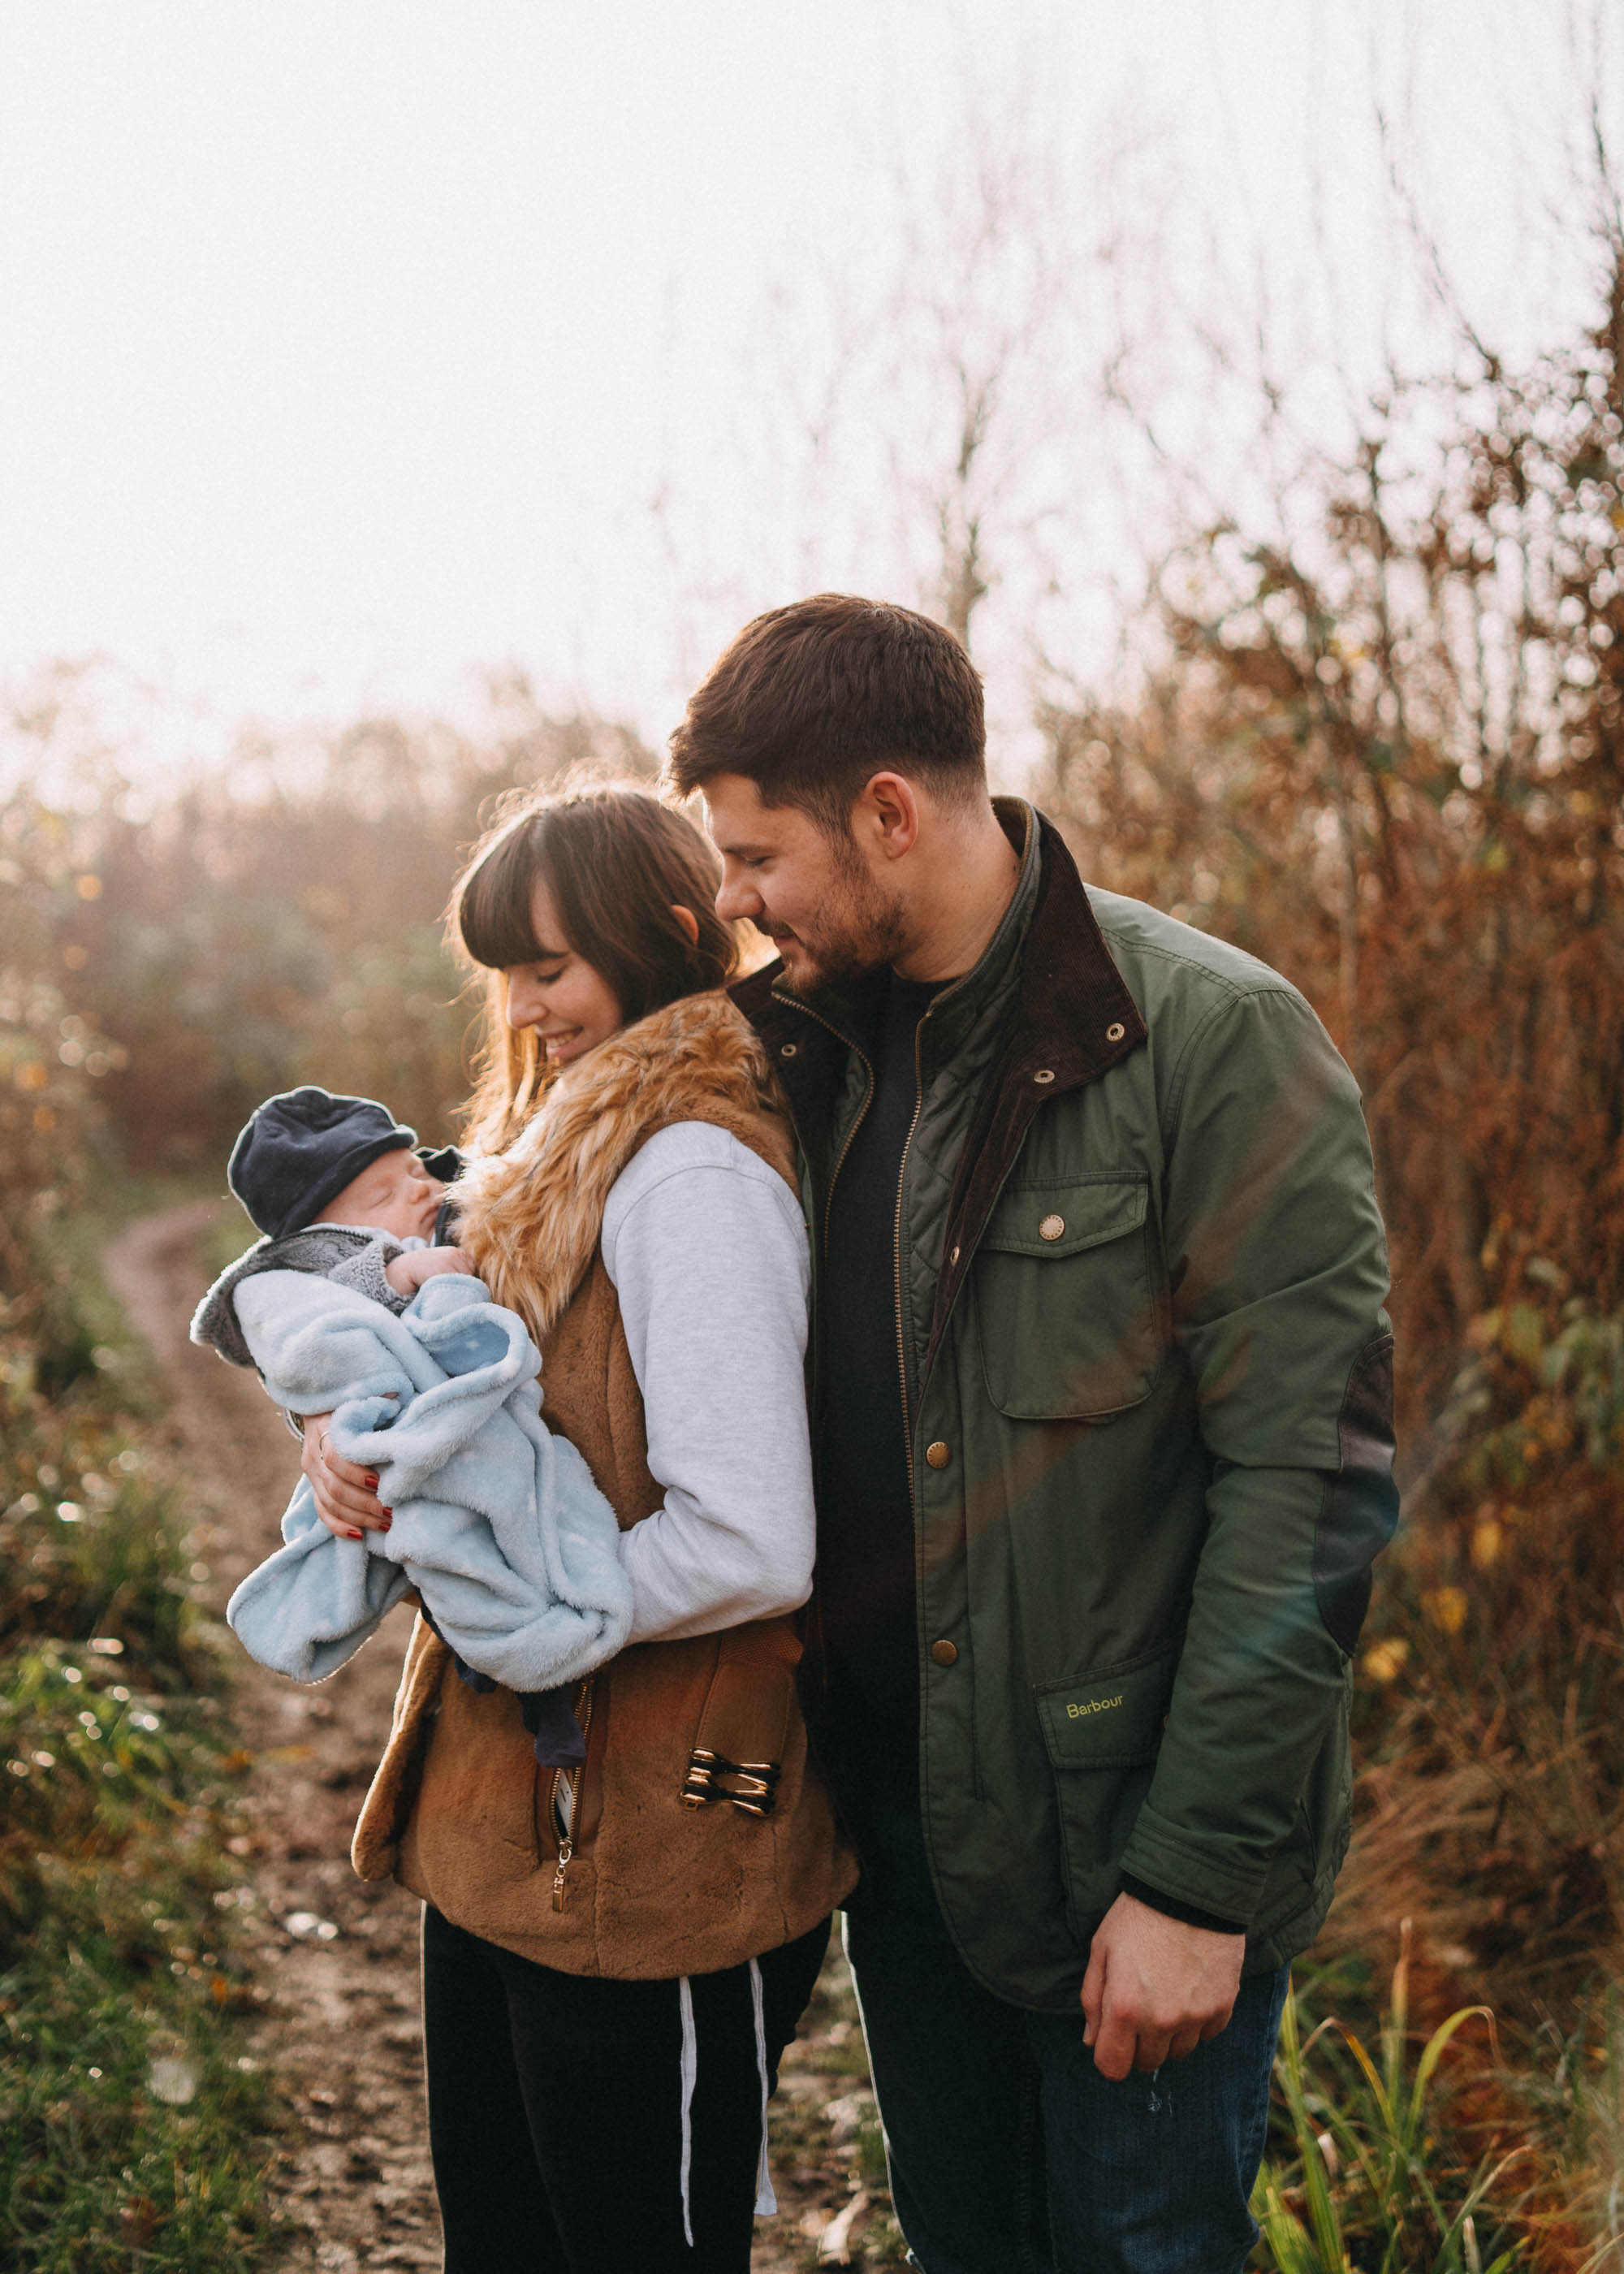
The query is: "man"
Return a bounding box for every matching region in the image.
[669,594,1397,2273]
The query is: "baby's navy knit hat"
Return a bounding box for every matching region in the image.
[228,1087,417,1240]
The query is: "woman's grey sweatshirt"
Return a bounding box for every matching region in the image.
[597,1120,815,1645]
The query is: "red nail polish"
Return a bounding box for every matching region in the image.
[348,1528,365,1541]
[365,1474,380,1490]
[381,1507,394,1517]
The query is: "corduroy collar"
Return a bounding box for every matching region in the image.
[732,799,1143,1111]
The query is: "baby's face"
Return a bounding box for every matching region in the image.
[314,1148,443,1243]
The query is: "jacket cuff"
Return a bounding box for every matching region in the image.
[1119,1873,1246,1935]
[1119,1799,1275,1926]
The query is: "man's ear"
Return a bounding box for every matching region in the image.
[671,902,702,946]
[853,771,921,862]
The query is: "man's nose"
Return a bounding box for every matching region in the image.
[715,871,761,923]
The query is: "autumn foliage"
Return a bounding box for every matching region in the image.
[1043,244,1624,2246]
[1047,253,1624,1424]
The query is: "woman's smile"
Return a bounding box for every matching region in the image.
[502,880,625,1065]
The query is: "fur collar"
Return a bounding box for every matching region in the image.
[454,989,788,1342]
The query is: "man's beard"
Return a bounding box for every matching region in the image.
[759,849,908,999]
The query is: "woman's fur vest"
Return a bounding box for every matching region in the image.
[350,990,857,1977]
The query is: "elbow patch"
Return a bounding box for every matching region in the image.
[1314,1334,1399,1653]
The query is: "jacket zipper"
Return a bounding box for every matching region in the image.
[549,1675,596,1913]
[892,1021,929,1503]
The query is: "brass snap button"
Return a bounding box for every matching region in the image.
[780,1042,798,1057]
[1033,1068,1055,1085]
[925,1441,952,1469]
[1105,1021,1126,1044]
[948,1244,961,1268]
[1039,1214,1065,1242]
[930,1638,958,1667]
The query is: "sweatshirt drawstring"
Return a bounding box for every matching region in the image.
[749,1956,776,2215]
[677,1976,698,2247]
[676,1962,776,2246]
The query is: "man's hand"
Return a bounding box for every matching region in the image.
[299,1412,391,1541]
[1080,1892,1245,2080]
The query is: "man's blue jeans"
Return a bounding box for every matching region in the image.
[841,1807,1286,2274]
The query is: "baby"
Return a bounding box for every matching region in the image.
[191,1085,631,1763]
[192,1086,470,1372]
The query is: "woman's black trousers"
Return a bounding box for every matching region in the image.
[421,1903,831,2272]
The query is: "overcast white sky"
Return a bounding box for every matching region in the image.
[0,0,1612,776]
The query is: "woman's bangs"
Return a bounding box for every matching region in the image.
[456,826,547,970]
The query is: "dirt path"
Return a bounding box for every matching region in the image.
[102,1198,891,2272]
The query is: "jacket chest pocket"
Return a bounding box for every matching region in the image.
[974,1175,1163,1420]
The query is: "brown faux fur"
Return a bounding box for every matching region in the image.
[452,988,796,1345]
[351,990,857,1978]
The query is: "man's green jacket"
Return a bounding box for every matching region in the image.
[734,803,1397,2012]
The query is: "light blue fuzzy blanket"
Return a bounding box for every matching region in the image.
[225,1269,631,1687]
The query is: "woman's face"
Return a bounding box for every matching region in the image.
[502,878,624,1070]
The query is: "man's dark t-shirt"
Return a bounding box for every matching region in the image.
[816,971,943,1814]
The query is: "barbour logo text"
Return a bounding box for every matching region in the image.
[1066,1693,1123,1718]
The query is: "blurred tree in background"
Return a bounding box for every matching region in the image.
[6,691,655,1181]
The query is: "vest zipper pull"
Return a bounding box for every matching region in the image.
[551,1836,574,1913]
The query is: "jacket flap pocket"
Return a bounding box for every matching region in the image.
[979,1176,1148,1259]
[1034,1645,1177,1769]
[974,1172,1162,1420]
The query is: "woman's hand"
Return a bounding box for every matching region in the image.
[300,1412,391,1541]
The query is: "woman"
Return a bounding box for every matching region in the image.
[299,787,855,2272]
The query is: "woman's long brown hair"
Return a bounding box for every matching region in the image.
[450,787,740,1150]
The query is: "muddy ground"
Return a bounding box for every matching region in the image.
[102,1198,900,2271]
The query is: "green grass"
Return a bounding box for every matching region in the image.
[1251,1930,1529,2271]
[0,1828,277,2272]
[0,1203,280,2271]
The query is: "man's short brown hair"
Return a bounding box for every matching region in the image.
[666,594,986,830]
